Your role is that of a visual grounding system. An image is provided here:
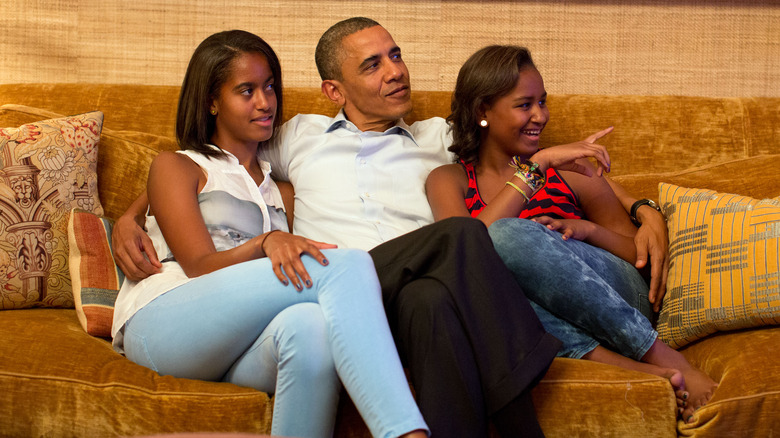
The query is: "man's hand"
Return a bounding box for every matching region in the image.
[112,213,161,282]
[634,206,670,312]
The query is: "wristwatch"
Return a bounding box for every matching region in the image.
[630,199,662,227]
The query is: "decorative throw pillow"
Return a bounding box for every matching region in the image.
[0,111,104,309]
[657,183,780,348]
[68,209,124,337]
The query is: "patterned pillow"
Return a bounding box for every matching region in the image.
[0,111,104,309]
[68,209,124,337]
[657,183,780,348]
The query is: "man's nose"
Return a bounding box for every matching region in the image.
[383,60,403,82]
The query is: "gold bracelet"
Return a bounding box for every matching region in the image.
[505,181,530,202]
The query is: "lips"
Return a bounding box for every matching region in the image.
[251,114,274,125]
[386,85,409,97]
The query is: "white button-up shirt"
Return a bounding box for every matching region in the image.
[260,110,453,251]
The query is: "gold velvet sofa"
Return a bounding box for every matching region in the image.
[1,83,779,437]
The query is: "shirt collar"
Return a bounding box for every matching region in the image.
[325,109,419,146]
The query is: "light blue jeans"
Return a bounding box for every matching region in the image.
[122,248,428,438]
[488,218,657,360]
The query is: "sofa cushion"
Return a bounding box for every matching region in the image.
[0,107,104,309]
[679,325,780,435]
[0,308,273,436]
[68,209,123,337]
[656,183,780,348]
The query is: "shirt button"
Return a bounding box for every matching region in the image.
[363,192,371,198]
[360,159,367,165]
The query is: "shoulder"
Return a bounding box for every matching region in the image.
[427,163,467,187]
[150,150,201,178]
[282,113,334,133]
[408,116,449,138]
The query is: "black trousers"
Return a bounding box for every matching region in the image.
[369,217,561,437]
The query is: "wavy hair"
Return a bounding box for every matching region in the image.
[447,45,536,164]
[176,30,283,157]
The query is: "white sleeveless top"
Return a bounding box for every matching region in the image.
[111,147,288,352]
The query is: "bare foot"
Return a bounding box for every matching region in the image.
[677,365,718,422]
[583,346,687,400]
[641,340,718,422]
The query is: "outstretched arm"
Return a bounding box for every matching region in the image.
[606,177,669,312]
[111,192,161,281]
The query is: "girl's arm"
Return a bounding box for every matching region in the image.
[148,152,333,290]
[426,164,535,226]
[111,191,160,281]
[147,151,264,278]
[550,160,640,263]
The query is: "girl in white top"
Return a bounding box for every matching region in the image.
[111,30,428,438]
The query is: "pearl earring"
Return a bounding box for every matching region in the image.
[479,119,488,128]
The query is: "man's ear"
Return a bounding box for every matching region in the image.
[321,80,346,107]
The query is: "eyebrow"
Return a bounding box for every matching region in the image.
[358,46,401,70]
[514,91,547,101]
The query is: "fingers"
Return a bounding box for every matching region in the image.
[584,126,614,143]
[115,236,161,282]
[265,234,334,290]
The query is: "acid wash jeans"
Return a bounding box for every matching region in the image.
[488,218,657,360]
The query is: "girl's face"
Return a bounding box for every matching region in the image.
[210,52,277,150]
[481,67,549,159]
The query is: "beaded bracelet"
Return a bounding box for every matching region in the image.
[508,156,545,193]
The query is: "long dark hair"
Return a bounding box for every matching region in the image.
[176,30,284,157]
[448,45,536,164]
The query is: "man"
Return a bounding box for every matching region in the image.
[113,17,669,436]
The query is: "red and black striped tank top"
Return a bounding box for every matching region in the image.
[462,160,584,220]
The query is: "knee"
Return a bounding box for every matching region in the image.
[396,279,456,326]
[439,216,487,238]
[488,218,550,256]
[321,248,376,279]
[276,304,336,377]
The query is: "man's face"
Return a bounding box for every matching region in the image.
[334,25,412,131]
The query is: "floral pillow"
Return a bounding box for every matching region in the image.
[0,111,104,309]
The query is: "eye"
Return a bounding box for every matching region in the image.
[240,87,253,96]
[539,98,547,106]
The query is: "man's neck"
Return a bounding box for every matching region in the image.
[343,108,399,132]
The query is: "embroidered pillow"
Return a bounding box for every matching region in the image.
[68,209,124,337]
[0,111,104,309]
[657,183,780,348]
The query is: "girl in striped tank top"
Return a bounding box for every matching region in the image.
[426,45,717,422]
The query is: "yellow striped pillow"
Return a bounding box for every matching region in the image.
[657,183,780,348]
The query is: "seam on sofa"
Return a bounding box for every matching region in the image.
[0,371,260,398]
[539,377,668,385]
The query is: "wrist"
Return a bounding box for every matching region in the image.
[630,199,662,226]
[509,156,545,193]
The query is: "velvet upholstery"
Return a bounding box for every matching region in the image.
[1,84,778,437]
